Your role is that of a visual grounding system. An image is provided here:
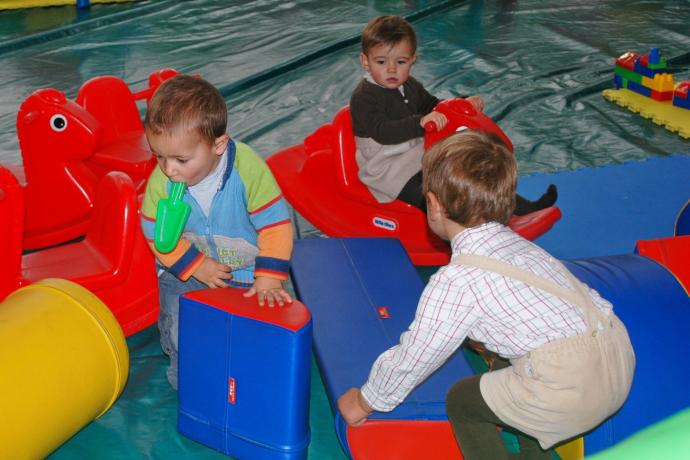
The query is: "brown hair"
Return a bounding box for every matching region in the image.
[361,15,417,55]
[422,130,517,226]
[145,74,227,145]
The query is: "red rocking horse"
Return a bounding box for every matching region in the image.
[7,68,178,250]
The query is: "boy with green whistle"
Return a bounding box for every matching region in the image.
[140,75,293,390]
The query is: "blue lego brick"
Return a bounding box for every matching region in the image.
[673,95,690,110]
[633,60,660,79]
[627,80,652,97]
[614,75,623,89]
[648,47,661,65]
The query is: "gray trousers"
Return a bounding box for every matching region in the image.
[157,270,207,390]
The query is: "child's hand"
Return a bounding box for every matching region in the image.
[192,257,233,288]
[465,95,484,112]
[420,111,448,132]
[467,339,501,370]
[243,276,293,307]
[338,388,373,426]
[467,338,487,354]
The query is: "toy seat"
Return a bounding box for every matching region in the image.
[21,171,159,336]
[328,105,562,232]
[77,76,157,192]
[331,107,358,189]
[328,106,432,214]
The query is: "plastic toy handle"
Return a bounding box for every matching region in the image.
[154,182,191,253]
[424,121,437,132]
[168,180,186,203]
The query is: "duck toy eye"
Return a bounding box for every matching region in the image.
[50,114,68,132]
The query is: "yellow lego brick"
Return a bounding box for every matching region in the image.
[642,73,675,92]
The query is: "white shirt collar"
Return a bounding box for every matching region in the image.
[189,149,228,216]
[451,221,504,255]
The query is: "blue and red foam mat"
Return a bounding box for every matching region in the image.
[268,100,561,266]
[291,236,690,459]
[290,237,472,459]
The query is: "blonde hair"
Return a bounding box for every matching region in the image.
[145,74,227,145]
[361,15,417,55]
[422,131,517,226]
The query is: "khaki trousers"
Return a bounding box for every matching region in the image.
[454,255,636,449]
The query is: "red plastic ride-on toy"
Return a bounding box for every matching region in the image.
[5,68,178,250]
[267,98,561,266]
[0,165,159,337]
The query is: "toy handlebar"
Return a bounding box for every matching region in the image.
[424,121,437,132]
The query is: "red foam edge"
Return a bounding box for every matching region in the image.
[636,235,690,292]
[183,287,311,332]
[347,420,464,460]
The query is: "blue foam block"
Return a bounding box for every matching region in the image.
[565,255,690,454]
[291,238,476,453]
[178,288,313,460]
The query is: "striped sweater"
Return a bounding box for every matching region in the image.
[141,139,292,285]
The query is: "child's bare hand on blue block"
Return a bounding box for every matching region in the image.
[244,276,293,307]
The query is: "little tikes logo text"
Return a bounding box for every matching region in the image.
[372,216,397,231]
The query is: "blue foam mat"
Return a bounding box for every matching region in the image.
[518,155,690,259]
[290,237,475,423]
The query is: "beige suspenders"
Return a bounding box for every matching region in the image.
[451,254,601,329]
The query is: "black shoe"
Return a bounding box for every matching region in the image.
[514,184,558,216]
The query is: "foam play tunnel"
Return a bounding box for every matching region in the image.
[0,278,129,459]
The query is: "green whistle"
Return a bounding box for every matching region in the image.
[154,181,191,253]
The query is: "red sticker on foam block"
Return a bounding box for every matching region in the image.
[228,377,236,404]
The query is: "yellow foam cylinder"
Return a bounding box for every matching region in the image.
[0,279,129,459]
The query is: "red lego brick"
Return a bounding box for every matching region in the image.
[615,51,638,71]
[650,89,673,102]
[674,81,689,99]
